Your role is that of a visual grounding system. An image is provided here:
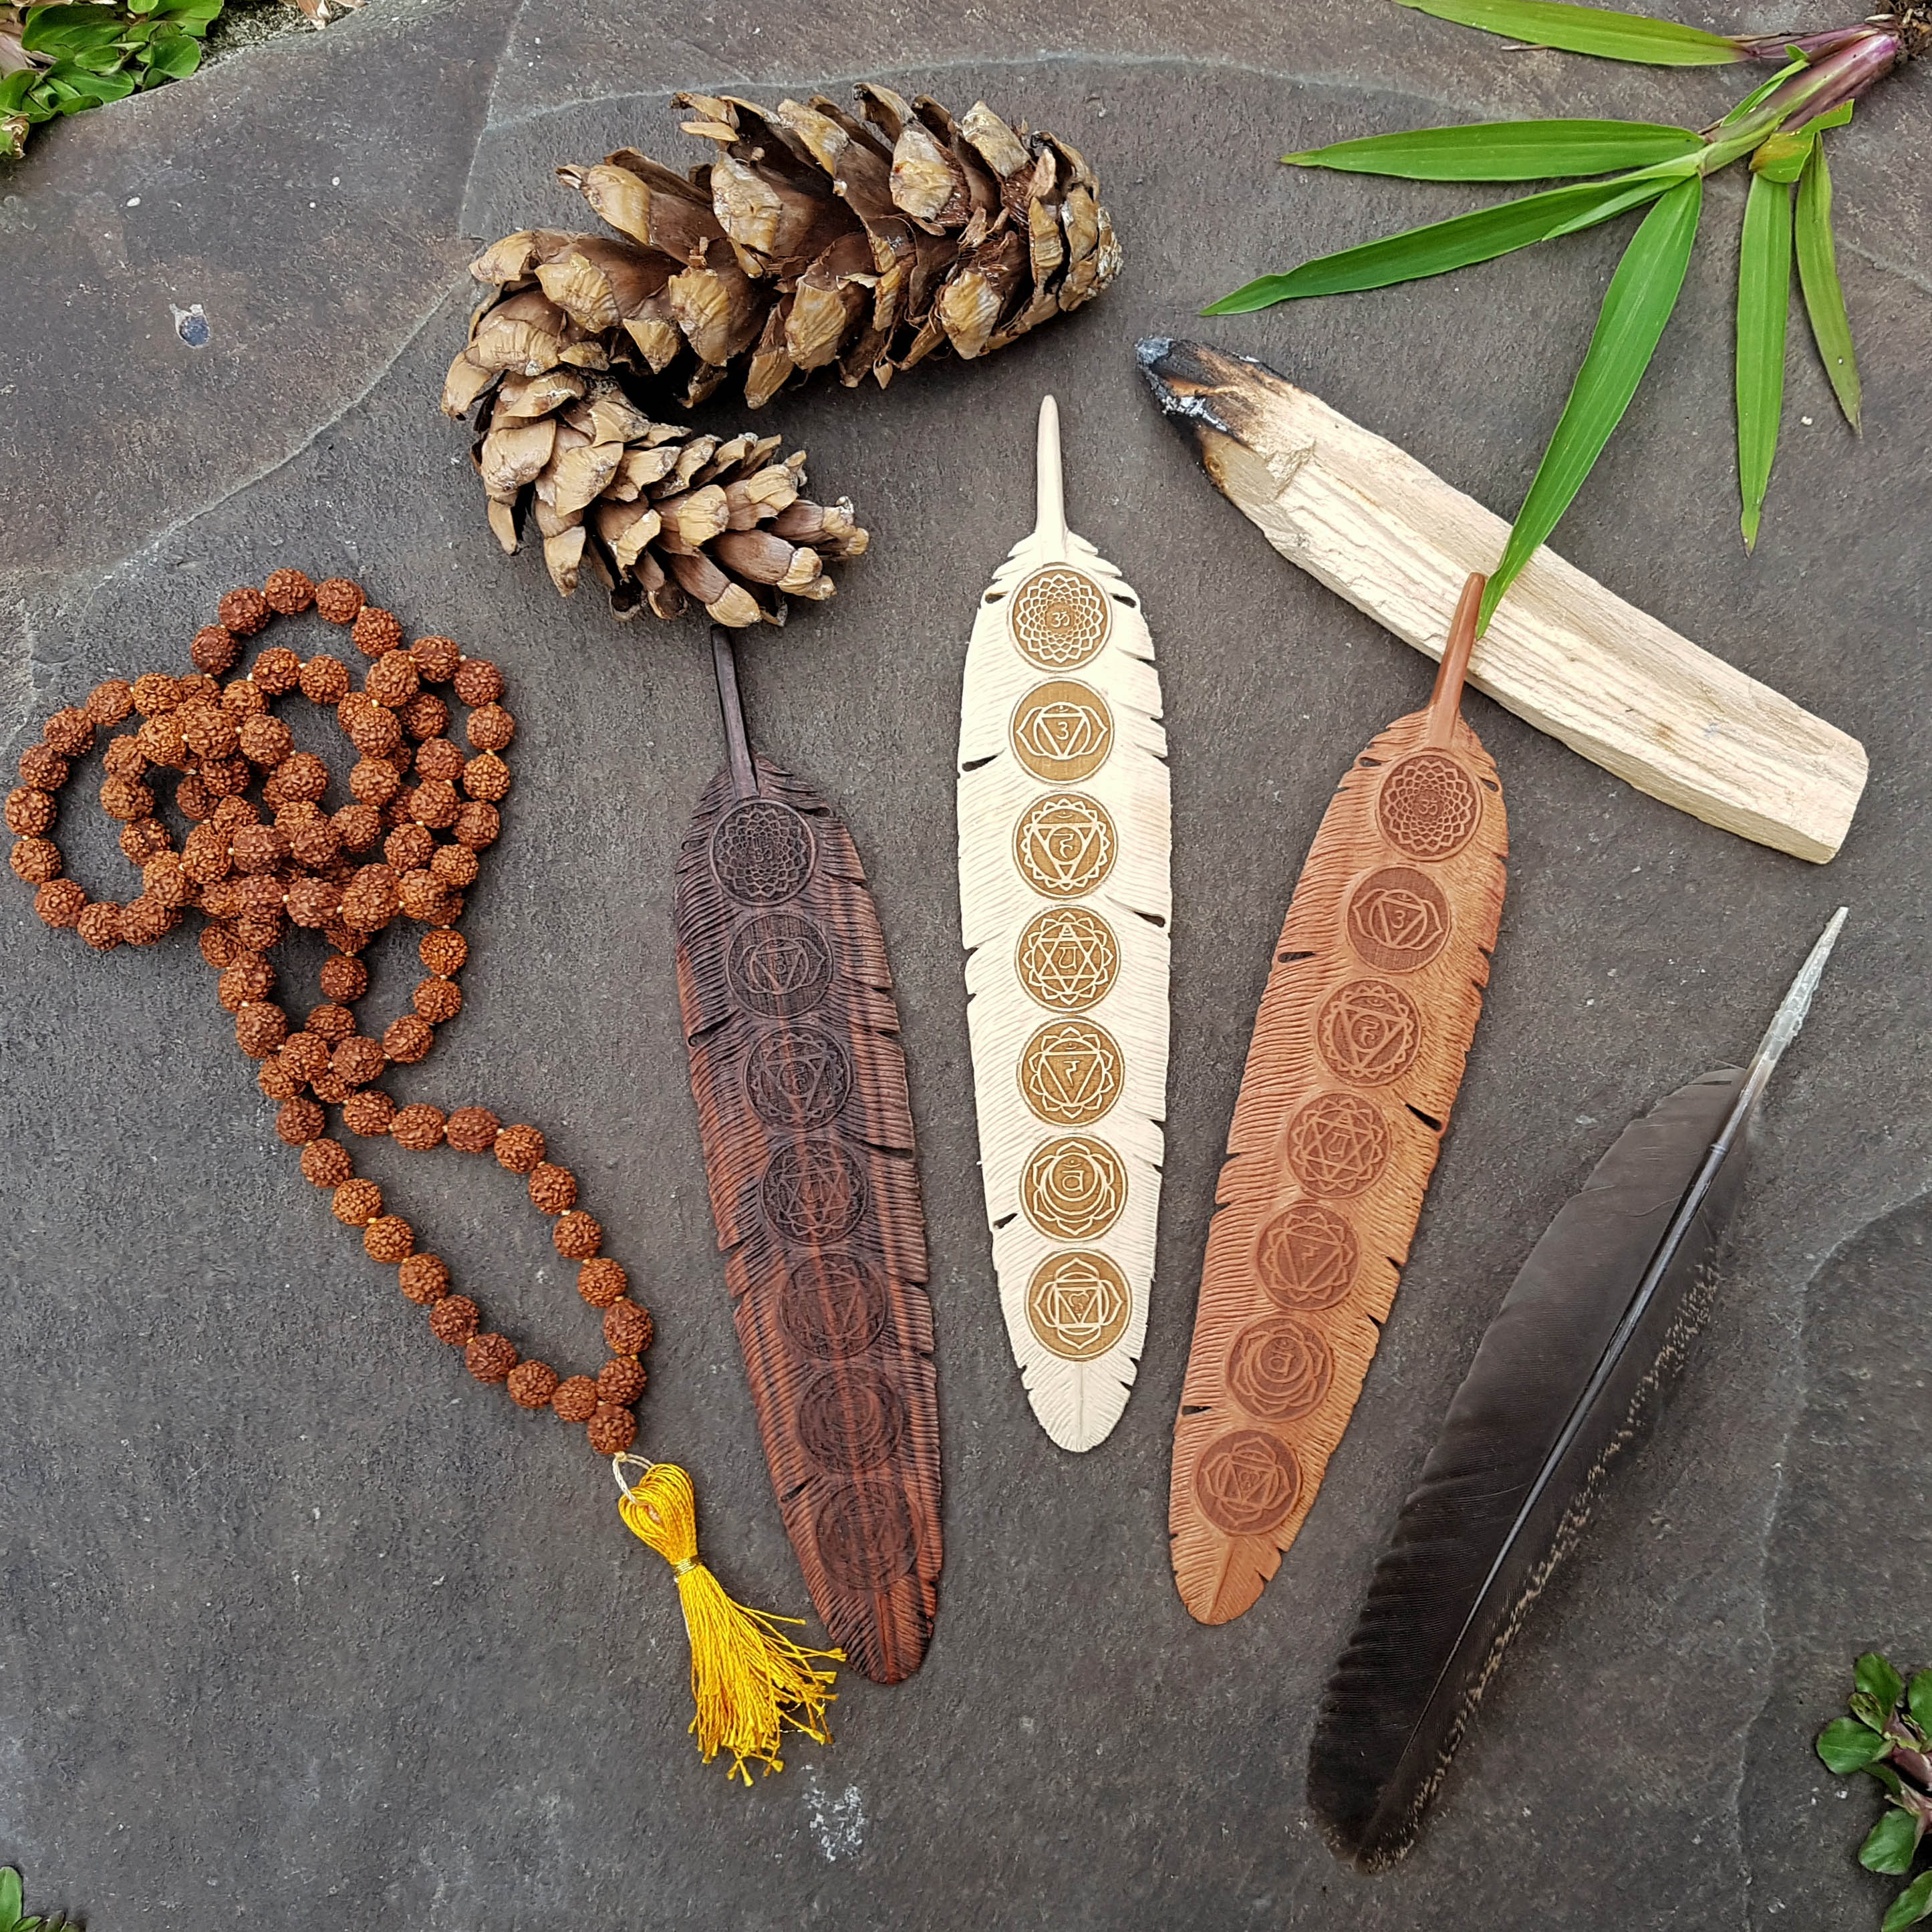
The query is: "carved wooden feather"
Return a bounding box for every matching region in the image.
[957,395,1171,1452]
[1308,912,1843,1868]
[1171,573,1506,1623]
[674,630,941,1684]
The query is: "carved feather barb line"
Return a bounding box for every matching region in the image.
[1170,573,1506,1623]
[957,395,1172,1452]
[1308,910,1845,1869]
[674,630,942,1684]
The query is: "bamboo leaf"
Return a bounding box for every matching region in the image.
[1204,168,1677,313]
[1395,0,1744,65]
[1284,117,1701,180]
[1479,174,1702,627]
[1796,134,1862,430]
[1736,168,1794,549]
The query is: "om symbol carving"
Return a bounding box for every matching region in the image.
[1315,978,1423,1087]
[1195,1429,1302,1537]
[1346,866,1452,972]
[1225,1316,1333,1423]
[1010,680,1113,783]
[710,799,815,903]
[1376,752,1482,862]
[1008,565,1111,670]
[1283,1093,1391,1198]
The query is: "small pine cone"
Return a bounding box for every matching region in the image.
[276,1097,326,1145]
[131,672,180,717]
[339,863,401,931]
[235,1002,289,1059]
[300,655,351,704]
[218,587,271,636]
[200,923,243,969]
[219,958,274,1011]
[333,802,383,853]
[98,776,154,823]
[118,895,174,946]
[464,705,515,753]
[465,1332,518,1383]
[399,870,456,925]
[429,1294,480,1345]
[454,802,500,849]
[384,1014,434,1064]
[265,568,316,614]
[259,1059,302,1103]
[432,844,479,887]
[463,752,511,803]
[87,679,135,726]
[495,1123,545,1173]
[402,694,450,742]
[319,954,368,1002]
[365,651,418,707]
[391,1103,446,1151]
[445,1106,499,1153]
[507,1359,561,1410]
[364,1215,415,1264]
[305,1001,357,1044]
[10,837,59,884]
[301,1138,354,1188]
[341,1088,396,1137]
[333,1035,388,1087]
[551,1375,598,1423]
[5,788,54,836]
[419,928,467,976]
[577,1258,627,1308]
[352,607,404,658]
[76,902,121,950]
[597,1355,647,1407]
[553,1210,601,1260]
[602,1298,651,1355]
[315,578,365,625]
[192,626,240,675]
[43,707,94,756]
[19,745,68,789]
[451,658,503,707]
[252,648,302,696]
[386,823,436,873]
[332,1177,382,1227]
[527,1163,576,1214]
[587,1403,637,1456]
[285,877,342,929]
[35,878,87,929]
[239,715,294,767]
[413,976,462,1024]
[412,636,462,683]
[280,1032,334,1085]
[414,736,465,783]
[399,1252,451,1304]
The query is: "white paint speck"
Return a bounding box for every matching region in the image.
[803,1768,865,1862]
[1801,415,1814,426]
[126,196,140,207]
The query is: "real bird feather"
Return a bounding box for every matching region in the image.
[957,395,1171,1452]
[674,630,942,1684]
[1171,573,1506,1622]
[1308,911,1844,1869]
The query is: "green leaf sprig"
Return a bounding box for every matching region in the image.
[0,1865,72,1932]
[0,0,223,163]
[1817,1652,1932,1931]
[1208,0,1912,626]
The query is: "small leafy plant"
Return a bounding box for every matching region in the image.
[0,0,223,163]
[1208,0,1926,626]
[0,1866,72,1932]
[1818,1653,1932,1931]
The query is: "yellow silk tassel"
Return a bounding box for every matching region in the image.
[613,1454,841,1783]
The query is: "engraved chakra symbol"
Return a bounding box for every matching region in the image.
[1316,978,1423,1087]
[1026,1250,1132,1360]
[1347,865,1452,972]
[1018,1018,1123,1125]
[1377,751,1482,862]
[1008,565,1111,670]
[761,1141,867,1244]
[1014,905,1119,1012]
[1195,1429,1302,1538]
[1020,1135,1127,1241]
[1014,792,1116,899]
[1283,1092,1392,1198]
[814,1478,918,1591]
[726,914,834,1019]
[796,1365,908,1472]
[1254,1202,1358,1310]
[710,799,815,902]
[1010,680,1113,782]
[1225,1315,1334,1422]
[777,1253,889,1361]
[744,1026,851,1129]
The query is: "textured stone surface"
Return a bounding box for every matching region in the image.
[1,1,1929,1926]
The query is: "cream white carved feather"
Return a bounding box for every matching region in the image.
[958,396,1172,1451]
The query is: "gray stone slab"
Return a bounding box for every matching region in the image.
[2,2,1929,1927]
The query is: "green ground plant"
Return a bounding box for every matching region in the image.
[1818,1653,1932,1929]
[0,1866,72,1932]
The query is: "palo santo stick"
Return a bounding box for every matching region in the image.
[1138,337,1866,865]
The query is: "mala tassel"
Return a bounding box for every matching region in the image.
[613,1455,841,1782]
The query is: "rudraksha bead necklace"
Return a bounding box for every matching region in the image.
[7,569,650,1457]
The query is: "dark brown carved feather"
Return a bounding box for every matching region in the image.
[674,749,940,1685]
